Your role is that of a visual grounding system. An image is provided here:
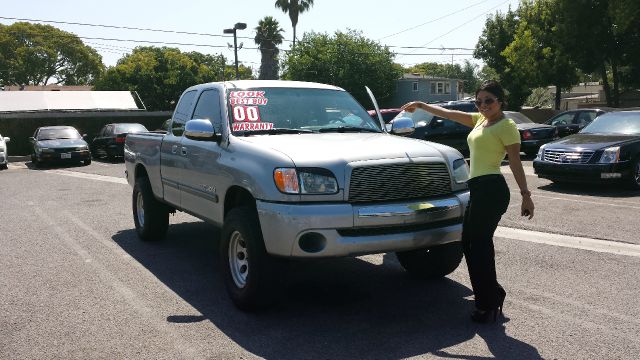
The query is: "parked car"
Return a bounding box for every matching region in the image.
[91,123,148,159]
[533,111,640,189]
[30,126,92,167]
[545,108,606,138]
[504,111,558,157]
[0,133,10,170]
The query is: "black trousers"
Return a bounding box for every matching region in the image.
[462,174,510,311]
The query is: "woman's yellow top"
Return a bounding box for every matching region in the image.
[467,113,520,179]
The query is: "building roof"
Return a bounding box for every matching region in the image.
[0,91,142,112]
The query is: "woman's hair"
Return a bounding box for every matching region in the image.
[476,80,507,108]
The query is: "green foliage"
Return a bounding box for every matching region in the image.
[524,87,555,108]
[274,0,315,47]
[255,16,285,80]
[93,47,249,111]
[0,22,104,86]
[281,30,402,107]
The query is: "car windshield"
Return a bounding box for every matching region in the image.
[505,111,534,124]
[227,87,381,135]
[37,128,81,140]
[115,123,148,134]
[580,112,640,135]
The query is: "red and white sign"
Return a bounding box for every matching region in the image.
[229,97,268,106]
[232,106,261,122]
[232,122,274,131]
[230,91,265,98]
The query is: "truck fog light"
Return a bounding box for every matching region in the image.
[298,232,326,253]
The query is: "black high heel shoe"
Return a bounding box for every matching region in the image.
[471,289,506,323]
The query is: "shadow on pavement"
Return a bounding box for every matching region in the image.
[538,182,640,198]
[113,221,541,359]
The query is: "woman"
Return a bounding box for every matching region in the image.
[401,80,535,323]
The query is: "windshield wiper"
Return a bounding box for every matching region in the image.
[317,126,380,133]
[237,128,315,136]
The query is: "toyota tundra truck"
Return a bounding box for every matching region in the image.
[124,80,470,310]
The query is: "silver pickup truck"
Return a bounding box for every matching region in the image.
[125,80,470,310]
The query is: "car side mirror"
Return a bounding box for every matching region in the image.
[389,117,415,136]
[431,119,445,128]
[184,119,218,141]
[4,137,9,143]
[29,137,35,143]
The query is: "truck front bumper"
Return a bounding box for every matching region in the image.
[256,191,470,258]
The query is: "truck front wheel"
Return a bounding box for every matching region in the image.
[132,177,169,241]
[220,207,282,311]
[395,242,463,279]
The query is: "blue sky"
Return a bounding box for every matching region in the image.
[1,0,520,73]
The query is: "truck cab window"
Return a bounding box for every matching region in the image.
[193,89,222,133]
[172,90,197,136]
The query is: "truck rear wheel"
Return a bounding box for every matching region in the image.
[220,207,282,311]
[395,242,463,279]
[132,177,169,241]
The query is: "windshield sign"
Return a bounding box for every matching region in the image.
[227,88,381,134]
[580,112,640,135]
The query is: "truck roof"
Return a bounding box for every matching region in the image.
[187,80,345,92]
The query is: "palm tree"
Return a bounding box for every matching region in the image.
[274,0,314,48]
[254,16,284,80]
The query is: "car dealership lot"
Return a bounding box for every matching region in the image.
[1,159,639,359]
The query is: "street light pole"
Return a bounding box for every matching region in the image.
[223,22,247,80]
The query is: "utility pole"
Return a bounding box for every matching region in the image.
[223,22,247,80]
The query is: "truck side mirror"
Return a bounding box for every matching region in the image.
[184,119,218,141]
[389,117,415,136]
[4,137,9,143]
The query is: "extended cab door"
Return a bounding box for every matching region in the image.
[179,88,226,225]
[160,90,197,207]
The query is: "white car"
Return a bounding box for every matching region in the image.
[0,133,10,170]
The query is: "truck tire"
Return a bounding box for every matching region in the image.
[627,157,640,190]
[220,207,282,311]
[395,242,463,279]
[132,177,169,241]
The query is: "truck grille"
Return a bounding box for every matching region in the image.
[348,162,452,203]
[543,149,594,163]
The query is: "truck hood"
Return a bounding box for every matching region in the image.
[237,132,446,165]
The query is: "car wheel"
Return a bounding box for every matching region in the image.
[132,177,169,241]
[395,242,463,279]
[0,163,7,170]
[220,206,283,311]
[627,157,640,190]
[83,157,92,166]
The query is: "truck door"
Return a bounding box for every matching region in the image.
[160,90,197,207]
[179,88,226,225]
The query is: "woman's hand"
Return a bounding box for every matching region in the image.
[400,101,424,113]
[521,195,535,219]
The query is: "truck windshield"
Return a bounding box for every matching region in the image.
[226,87,382,135]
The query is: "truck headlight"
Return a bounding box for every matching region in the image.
[274,168,338,194]
[598,146,620,163]
[452,158,469,183]
[536,144,547,160]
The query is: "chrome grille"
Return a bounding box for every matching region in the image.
[543,149,594,164]
[348,162,452,203]
[53,147,79,153]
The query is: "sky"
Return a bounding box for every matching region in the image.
[1,0,520,75]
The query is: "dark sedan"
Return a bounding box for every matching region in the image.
[533,111,640,189]
[505,111,558,157]
[91,123,148,159]
[545,108,606,138]
[30,126,92,167]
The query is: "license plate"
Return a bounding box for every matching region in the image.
[61,153,71,159]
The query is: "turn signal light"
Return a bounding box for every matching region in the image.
[274,168,299,193]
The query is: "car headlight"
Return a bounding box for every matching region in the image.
[452,158,469,183]
[536,144,547,160]
[598,146,620,163]
[274,168,339,194]
[76,145,89,151]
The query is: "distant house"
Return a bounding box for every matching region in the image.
[391,74,463,107]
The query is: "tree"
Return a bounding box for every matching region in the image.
[282,30,401,107]
[474,8,531,110]
[94,47,233,111]
[254,16,285,80]
[503,0,578,109]
[274,0,314,48]
[0,22,103,86]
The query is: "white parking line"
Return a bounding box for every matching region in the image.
[496,226,640,257]
[44,169,128,184]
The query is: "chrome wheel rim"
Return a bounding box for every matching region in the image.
[228,230,249,288]
[136,191,145,228]
[635,161,640,185]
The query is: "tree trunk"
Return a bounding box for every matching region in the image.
[292,25,297,49]
[611,58,620,107]
[554,85,561,110]
[600,63,612,107]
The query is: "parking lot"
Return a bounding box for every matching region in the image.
[1,158,640,359]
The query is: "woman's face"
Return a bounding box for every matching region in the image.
[475,90,502,119]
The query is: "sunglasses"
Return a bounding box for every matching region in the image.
[475,97,497,107]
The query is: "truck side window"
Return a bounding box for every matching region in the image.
[192,89,222,133]
[172,90,197,136]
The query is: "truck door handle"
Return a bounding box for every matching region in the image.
[171,145,178,154]
[181,147,188,156]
